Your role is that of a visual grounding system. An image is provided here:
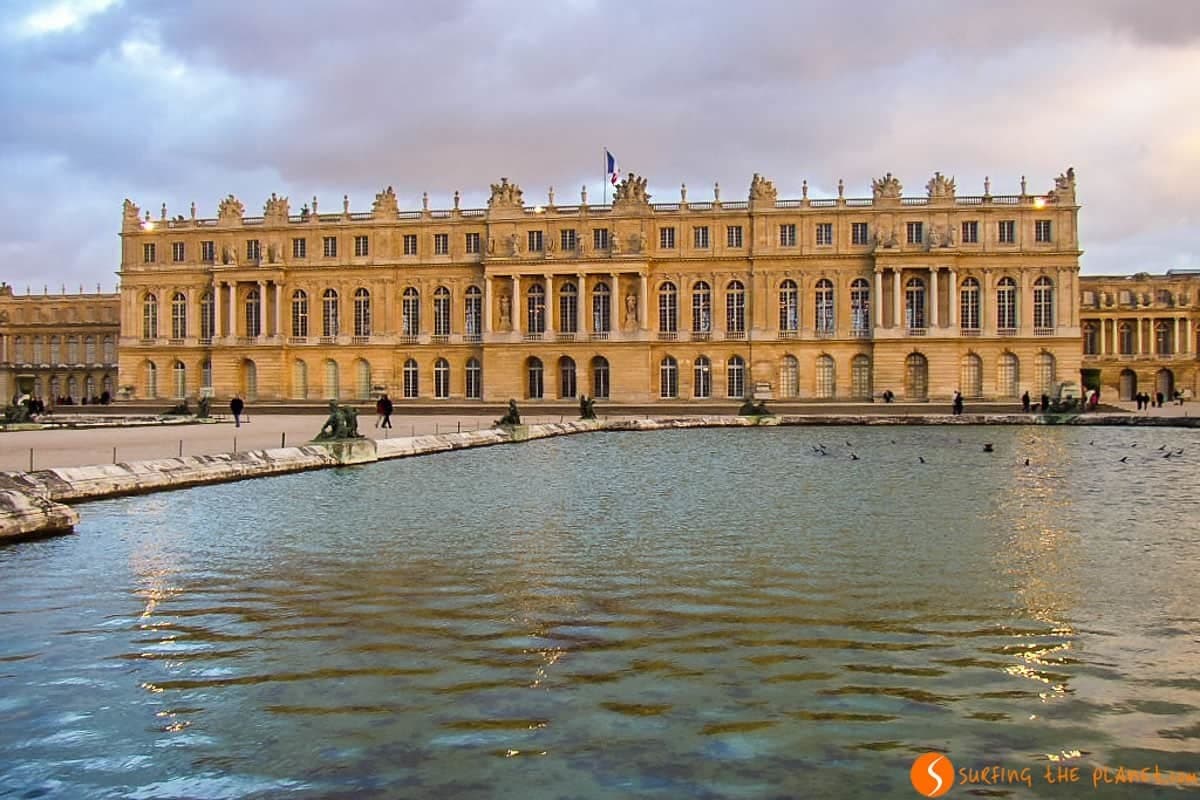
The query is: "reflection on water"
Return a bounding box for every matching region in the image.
[2,425,1200,798]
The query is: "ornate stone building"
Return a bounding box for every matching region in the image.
[0,283,120,404]
[1079,271,1200,400]
[116,169,1082,404]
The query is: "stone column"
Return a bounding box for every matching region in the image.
[949,269,958,328]
[611,271,621,335]
[213,281,222,338]
[1184,318,1192,354]
[640,273,649,331]
[186,287,195,337]
[893,269,902,329]
[512,275,521,335]
[579,274,589,334]
[545,274,555,336]
[874,269,883,330]
[1100,319,1107,355]
[257,281,267,338]
[228,282,236,337]
[930,267,939,328]
[0,334,7,363]
[1136,317,1143,355]
[274,283,282,337]
[1174,317,1181,355]
[484,275,492,333]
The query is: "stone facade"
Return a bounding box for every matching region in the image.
[116,170,1082,404]
[1079,271,1200,400]
[0,283,120,405]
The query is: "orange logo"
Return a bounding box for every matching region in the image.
[911,752,955,797]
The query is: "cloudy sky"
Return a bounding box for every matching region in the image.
[3,0,1198,293]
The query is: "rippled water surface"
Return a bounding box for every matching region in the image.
[3,425,1200,798]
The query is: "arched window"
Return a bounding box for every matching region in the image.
[726,280,745,335]
[84,376,95,399]
[851,354,872,399]
[815,355,835,399]
[961,353,983,399]
[559,282,578,334]
[905,278,926,330]
[84,335,96,363]
[173,361,186,399]
[997,277,1017,331]
[355,358,371,399]
[558,356,577,399]
[1083,322,1099,355]
[464,286,482,339]
[1034,352,1055,394]
[527,284,546,335]
[142,293,158,339]
[660,356,678,398]
[293,359,308,399]
[323,289,339,338]
[402,287,420,336]
[814,279,834,335]
[1033,276,1054,330]
[591,356,610,399]
[779,355,799,398]
[1155,320,1173,355]
[403,358,419,399]
[527,356,544,398]
[592,281,611,334]
[692,281,712,333]
[997,352,1019,398]
[659,281,678,335]
[171,291,187,339]
[200,289,214,340]
[103,335,115,363]
[292,290,308,338]
[32,336,43,363]
[693,355,712,398]
[201,359,212,390]
[727,355,746,398]
[960,277,981,331]
[465,357,482,399]
[433,287,451,337]
[904,353,928,400]
[102,375,114,396]
[242,359,258,400]
[434,358,450,398]
[49,375,61,400]
[1119,368,1137,401]
[353,288,371,337]
[779,279,799,333]
[324,359,340,399]
[146,361,158,397]
[67,336,79,364]
[66,376,78,400]
[245,287,261,337]
[49,336,61,364]
[1118,322,1134,355]
[850,278,870,334]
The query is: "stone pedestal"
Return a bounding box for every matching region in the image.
[308,438,379,465]
[501,424,531,442]
[0,490,78,541]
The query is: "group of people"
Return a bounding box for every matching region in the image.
[1134,390,1188,410]
[374,393,394,428]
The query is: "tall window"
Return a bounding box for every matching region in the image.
[201,240,215,262]
[960,277,981,331]
[1035,220,1052,242]
[32,337,43,363]
[1118,322,1134,355]
[172,242,185,262]
[171,292,187,338]
[659,226,675,249]
[560,229,577,251]
[354,359,371,400]
[49,336,60,364]
[559,356,577,399]
[779,355,799,398]
[403,234,418,256]
[814,279,834,334]
[726,280,745,334]
[905,353,928,400]
[466,232,481,254]
[961,354,983,399]
[779,279,799,333]
[593,228,609,251]
[1083,322,1099,355]
[816,223,833,246]
[354,235,369,257]
[998,220,1016,244]
[293,237,307,259]
[851,355,872,399]
[246,239,260,261]
[84,336,96,363]
[727,355,746,398]
[323,236,337,257]
[591,356,610,399]
[659,281,678,334]
[528,230,544,253]
[850,278,870,333]
[173,361,186,399]
[592,282,611,333]
[200,290,215,340]
[997,277,1017,330]
[465,357,482,399]
[142,293,158,339]
[322,289,339,337]
[293,360,307,398]
[465,286,482,338]
[403,358,419,399]
[559,283,578,334]
[905,278,926,329]
[13,336,24,363]
[527,284,546,334]
[1033,276,1054,329]
[245,287,261,337]
[434,233,449,255]
[434,358,450,399]
[1155,321,1173,355]
[660,356,678,398]
[851,222,870,245]
[201,359,212,391]
[961,220,979,244]
[324,359,339,399]
[432,287,451,336]
[779,224,796,247]
[692,281,712,333]
[997,353,1019,397]
[727,225,743,248]
[693,226,709,249]
[527,357,544,399]
[146,361,157,398]
[693,356,711,398]
[292,290,308,337]
[1035,352,1055,394]
[67,336,78,363]
[143,243,156,263]
[402,287,420,336]
[815,355,835,399]
[906,221,923,244]
[103,336,114,363]
[353,288,371,336]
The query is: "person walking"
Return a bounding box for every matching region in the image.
[952,390,964,416]
[374,395,385,428]
[1021,391,1031,413]
[229,394,245,428]
[380,393,393,429]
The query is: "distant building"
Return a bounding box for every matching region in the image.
[116,169,1083,404]
[0,282,120,404]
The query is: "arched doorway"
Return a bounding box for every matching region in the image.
[1156,369,1174,400]
[1119,369,1137,401]
[904,353,928,400]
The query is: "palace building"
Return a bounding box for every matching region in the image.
[116,169,1084,405]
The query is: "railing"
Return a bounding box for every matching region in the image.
[431,334,450,344]
[555,332,576,342]
[815,328,836,338]
[657,331,678,341]
[961,328,981,337]
[1033,327,1054,337]
[689,202,714,211]
[955,196,984,205]
[199,337,213,345]
[236,337,257,345]
[397,334,418,344]
[850,328,871,338]
[723,201,748,209]
[845,198,873,207]
[288,336,307,345]
[523,332,544,341]
[349,212,373,221]
[774,200,804,208]
[724,330,746,340]
[319,336,336,344]
[778,329,799,338]
[461,208,487,217]
[991,195,1021,204]
[351,336,370,344]
[464,334,482,343]
[168,338,184,346]
[997,327,1017,336]
[691,331,711,341]
[809,199,836,208]
[901,198,928,206]
[589,331,610,341]
[139,338,155,345]
[652,203,680,212]
[906,327,927,337]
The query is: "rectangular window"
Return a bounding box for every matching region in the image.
[779,224,796,247]
[323,236,337,257]
[527,230,544,252]
[1035,219,1052,242]
[560,229,577,251]
[659,226,676,249]
[143,243,156,263]
[246,239,260,261]
[961,220,979,244]
[292,237,307,259]
[851,222,869,245]
[593,228,609,251]
[465,232,481,254]
[998,220,1016,243]
[906,221,924,244]
[434,233,449,255]
[403,234,418,256]
[171,242,185,262]
[693,226,709,249]
[354,235,369,257]
[200,240,215,262]
[816,222,833,246]
[726,225,743,248]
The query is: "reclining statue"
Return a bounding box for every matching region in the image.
[314,401,365,440]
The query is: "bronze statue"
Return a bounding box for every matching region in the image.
[495,399,522,426]
[314,400,365,440]
[738,398,771,417]
[579,394,596,420]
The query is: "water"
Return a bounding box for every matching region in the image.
[2,426,1199,798]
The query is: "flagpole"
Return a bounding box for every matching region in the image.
[603,147,607,206]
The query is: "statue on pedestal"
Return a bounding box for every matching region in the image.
[579,394,597,420]
[314,401,364,440]
[496,399,522,427]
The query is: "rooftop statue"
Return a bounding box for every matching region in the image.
[314,401,364,441]
[748,173,778,203]
[372,185,399,216]
[613,173,651,206]
[926,172,956,201]
[218,194,245,223]
[263,192,289,222]
[122,198,141,229]
[1048,166,1077,204]
[488,178,524,210]
[872,173,903,200]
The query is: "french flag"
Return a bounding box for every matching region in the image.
[606,150,620,186]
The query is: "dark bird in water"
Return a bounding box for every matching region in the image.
[1131,443,1137,448]
[918,456,926,464]
[1176,449,1184,455]
[1163,452,1173,459]
[1119,456,1129,463]
[890,439,897,445]
[845,441,853,447]
[983,443,995,453]
[850,453,859,461]
[1089,441,1095,446]
[1159,444,1167,450]
[1024,458,1031,466]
